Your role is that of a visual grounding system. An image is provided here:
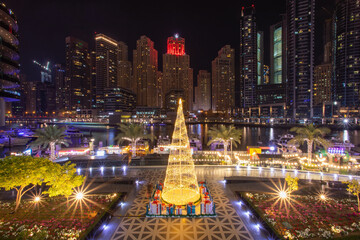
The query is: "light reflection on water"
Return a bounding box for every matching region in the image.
[1,124,359,157]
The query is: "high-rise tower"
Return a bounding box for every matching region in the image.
[163,34,193,112]
[95,34,120,111]
[195,70,211,111]
[0,3,20,126]
[211,45,235,113]
[65,36,91,111]
[333,0,360,108]
[133,36,159,107]
[286,0,315,119]
[240,5,257,113]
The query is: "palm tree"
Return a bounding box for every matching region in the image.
[288,124,331,163]
[29,125,70,161]
[115,123,152,157]
[207,125,242,157]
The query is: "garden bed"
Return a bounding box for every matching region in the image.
[239,192,360,239]
[0,193,123,239]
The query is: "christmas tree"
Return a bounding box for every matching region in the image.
[162,99,200,205]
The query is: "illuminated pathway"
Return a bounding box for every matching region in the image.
[88,165,358,240]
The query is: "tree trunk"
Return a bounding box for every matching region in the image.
[357,193,360,212]
[14,187,23,212]
[223,141,228,157]
[307,140,313,164]
[132,141,137,157]
[50,142,56,161]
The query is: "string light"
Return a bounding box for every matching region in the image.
[162,99,200,205]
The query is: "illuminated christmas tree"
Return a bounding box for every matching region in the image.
[162,99,200,206]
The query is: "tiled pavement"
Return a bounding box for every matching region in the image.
[111,169,253,240]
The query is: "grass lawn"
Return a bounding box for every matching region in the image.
[0,193,122,239]
[242,192,360,239]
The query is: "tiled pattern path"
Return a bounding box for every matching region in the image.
[112,169,253,240]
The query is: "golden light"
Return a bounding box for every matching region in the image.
[75,192,84,200]
[34,196,41,202]
[279,190,288,199]
[162,98,200,205]
[320,194,326,201]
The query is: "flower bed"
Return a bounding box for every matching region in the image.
[0,193,121,239]
[243,193,360,239]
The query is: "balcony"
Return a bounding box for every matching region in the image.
[0,21,19,38]
[0,38,19,53]
[0,55,20,69]
[0,88,20,101]
[0,72,20,84]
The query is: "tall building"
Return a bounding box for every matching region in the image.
[240,5,257,111]
[117,41,132,90]
[90,51,97,109]
[257,31,264,85]
[195,70,211,111]
[65,36,91,111]
[95,33,120,112]
[211,45,235,113]
[163,34,193,111]
[314,64,332,105]
[270,15,287,85]
[133,36,159,107]
[333,0,360,108]
[286,0,315,119]
[23,81,36,115]
[104,87,136,114]
[0,3,20,126]
[54,64,65,111]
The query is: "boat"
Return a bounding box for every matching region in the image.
[0,133,31,146]
[189,135,202,151]
[65,127,83,137]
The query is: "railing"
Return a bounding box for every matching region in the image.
[0,39,19,53]
[0,72,20,84]
[0,55,19,68]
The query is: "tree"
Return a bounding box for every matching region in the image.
[29,125,71,161]
[115,123,152,157]
[285,174,299,197]
[207,125,242,157]
[343,179,360,212]
[0,156,84,212]
[288,124,331,164]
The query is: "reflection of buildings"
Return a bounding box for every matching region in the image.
[162,34,193,111]
[211,45,235,113]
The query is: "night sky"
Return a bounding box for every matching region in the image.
[4,0,334,83]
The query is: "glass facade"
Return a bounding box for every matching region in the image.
[257,32,263,85]
[273,27,282,84]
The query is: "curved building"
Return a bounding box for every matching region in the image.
[0,3,20,126]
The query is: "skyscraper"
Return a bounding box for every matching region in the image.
[257,31,264,85]
[240,5,257,112]
[133,36,159,107]
[195,70,211,111]
[333,0,360,108]
[65,36,91,111]
[212,45,235,113]
[95,33,120,111]
[286,0,315,119]
[0,3,20,126]
[117,41,132,90]
[163,34,193,111]
[270,15,287,85]
[54,64,65,111]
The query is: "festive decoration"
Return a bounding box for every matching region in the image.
[162,99,200,206]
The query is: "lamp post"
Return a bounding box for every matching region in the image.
[230,137,233,160]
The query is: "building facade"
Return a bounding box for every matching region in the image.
[95,34,120,112]
[54,63,66,112]
[162,34,193,111]
[65,36,91,111]
[211,45,235,113]
[117,41,132,90]
[240,5,257,111]
[0,3,20,126]
[104,87,136,114]
[133,36,159,107]
[195,70,211,111]
[286,0,315,119]
[314,63,332,106]
[333,0,360,108]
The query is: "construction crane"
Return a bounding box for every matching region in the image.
[33,60,52,83]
